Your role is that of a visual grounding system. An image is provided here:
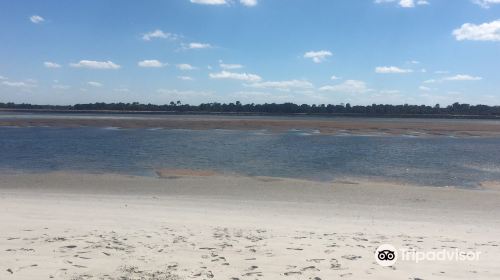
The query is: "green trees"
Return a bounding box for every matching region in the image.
[0,101,499,117]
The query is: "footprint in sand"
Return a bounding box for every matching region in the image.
[242,271,263,277]
[284,271,302,276]
[307,258,325,263]
[286,247,303,251]
[330,258,342,270]
[342,255,362,261]
[301,266,319,272]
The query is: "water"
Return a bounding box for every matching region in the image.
[1,125,500,188]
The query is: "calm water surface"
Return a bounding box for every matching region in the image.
[1,125,500,188]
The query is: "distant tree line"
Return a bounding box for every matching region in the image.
[1,101,500,117]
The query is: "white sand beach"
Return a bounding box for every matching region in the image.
[1,172,500,279]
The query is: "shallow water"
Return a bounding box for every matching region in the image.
[1,126,500,187]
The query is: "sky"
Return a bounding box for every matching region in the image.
[0,0,499,106]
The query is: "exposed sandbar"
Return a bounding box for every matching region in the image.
[2,114,500,136]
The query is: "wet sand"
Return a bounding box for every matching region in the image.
[1,172,500,279]
[2,114,500,136]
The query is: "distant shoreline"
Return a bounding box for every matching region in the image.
[1,108,500,119]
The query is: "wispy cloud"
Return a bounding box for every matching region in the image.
[472,0,500,8]
[219,61,243,69]
[138,60,166,68]
[2,80,37,88]
[190,0,258,6]
[209,70,262,82]
[374,0,429,8]
[375,66,413,74]
[30,15,45,24]
[424,74,483,83]
[443,74,483,81]
[185,42,212,50]
[88,81,103,87]
[70,60,121,70]
[240,0,258,7]
[245,80,314,91]
[190,0,228,5]
[142,29,178,41]
[177,64,197,70]
[319,80,370,93]
[304,50,332,63]
[44,61,62,68]
[178,76,194,81]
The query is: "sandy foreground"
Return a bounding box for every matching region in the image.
[1,172,500,279]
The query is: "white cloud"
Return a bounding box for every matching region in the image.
[88,81,103,87]
[304,50,332,63]
[240,0,258,6]
[177,64,197,70]
[419,86,432,91]
[319,80,370,94]
[219,61,243,69]
[186,42,212,49]
[453,19,500,41]
[178,76,194,81]
[44,61,62,68]
[375,0,429,8]
[142,29,177,41]
[0,75,7,80]
[2,81,37,88]
[190,0,228,5]
[330,75,341,80]
[70,60,121,70]
[190,0,257,7]
[473,0,500,8]
[399,0,415,7]
[138,60,166,68]
[244,80,314,91]
[209,70,262,82]
[375,66,413,74]
[424,74,483,84]
[30,15,44,24]
[443,74,483,81]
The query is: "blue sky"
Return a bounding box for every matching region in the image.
[0,0,499,105]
